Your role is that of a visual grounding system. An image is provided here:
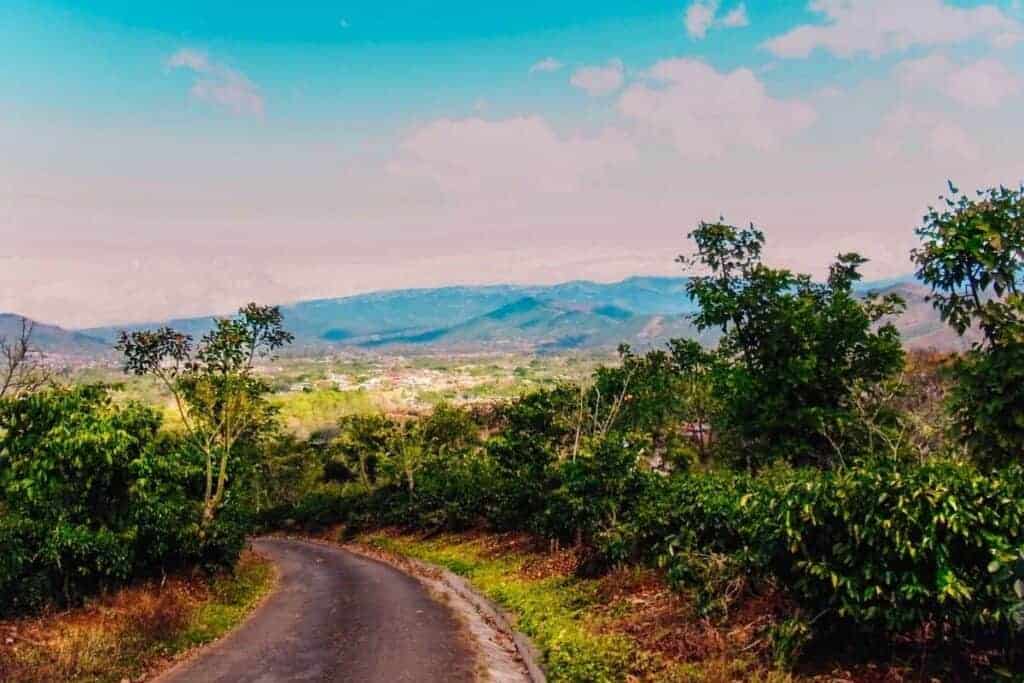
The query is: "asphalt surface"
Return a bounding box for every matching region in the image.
[159,537,477,683]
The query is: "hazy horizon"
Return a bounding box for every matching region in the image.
[4,0,1023,326]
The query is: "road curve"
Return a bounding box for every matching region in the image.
[159,536,477,683]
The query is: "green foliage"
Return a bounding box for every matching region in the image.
[912,182,1024,344]
[117,303,292,526]
[541,436,650,551]
[365,534,634,683]
[0,385,246,615]
[591,341,719,467]
[767,616,811,669]
[682,221,906,467]
[913,183,1024,467]
[761,458,1024,636]
[651,459,1024,639]
[946,345,1024,467]
[327,413,397,485]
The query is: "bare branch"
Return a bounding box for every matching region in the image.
[0,317,52,400]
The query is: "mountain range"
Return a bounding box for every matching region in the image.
[0,313,110,360]
[2,276,972,360]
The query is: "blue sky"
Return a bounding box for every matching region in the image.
[2,1,1024,325]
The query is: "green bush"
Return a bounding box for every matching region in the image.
[759,458,1024,637]
[947,346,1024,467]
[650,458,1024,641]
[0,386,248,615]
[540,436,651,551]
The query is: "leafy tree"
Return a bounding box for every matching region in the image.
[589,342,720,468]
[0,385,218,612]
[117,303,293,527]
[386,422,426,495]
[0,385,160,526]
[681,221,905,467]
[911,183,1024,466]
[328,414,397,486]
[912,183,1024,346]
[418,402,480,458]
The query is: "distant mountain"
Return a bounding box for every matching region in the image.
[77,275,968,354]
[0,314,110,360]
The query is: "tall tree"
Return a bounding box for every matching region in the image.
[117,303,293,526]
[911,183,1024,465]
[681,221,905,467]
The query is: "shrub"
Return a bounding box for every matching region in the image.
[540,436,651,550]
[0,385,248,615]
[760,458,1024,637]
[682,221,906,468]
[912,182,1024,467]
[647,458,1024,645]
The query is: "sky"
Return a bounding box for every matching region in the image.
[2,0,1023,327]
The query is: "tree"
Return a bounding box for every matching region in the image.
[418,402,480,458]
[911,182,1024,465]
[681,221,905,467]
[588,342,720,468]
[0,317,50,400]
[328,414,397,486]
[117,303,293,527]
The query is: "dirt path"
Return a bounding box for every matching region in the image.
[158,537,477,683]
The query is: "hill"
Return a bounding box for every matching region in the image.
[73,275,966,354]
[0,314,111,361]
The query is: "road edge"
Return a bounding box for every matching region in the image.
[341,541,547,683]
[151,544,279,682]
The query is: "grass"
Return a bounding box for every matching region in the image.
[271,387,379,437]
[357,531,793,683]
[361,532,634,683]
[0,551,275,683]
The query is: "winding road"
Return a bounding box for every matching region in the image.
[159,537,477,683]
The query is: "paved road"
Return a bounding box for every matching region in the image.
[159,537,477,683]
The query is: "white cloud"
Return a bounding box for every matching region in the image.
[166,48,264,117]
[529,57,564,74]
[570,59,625,96]
[685,0,718,38]
[618,58,817,159]
[685,1,749,38]
[764,0,1022,59]
[721,4,750,28]
[896,55,1021,108]
[390,116,636,196]
[894,53,953,87]
[945,59,1021,108]
[872,105,979,161]
[992,31,1023,48]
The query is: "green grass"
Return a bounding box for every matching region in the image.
[360,533,635,683]
[356,533,796,683]
[170,554,275,651]
[271,388,378,437]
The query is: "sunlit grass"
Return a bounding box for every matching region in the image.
[271,388,379,437]
[362,533,635,683]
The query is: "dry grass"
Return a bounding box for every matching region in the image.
[0,551,273,683]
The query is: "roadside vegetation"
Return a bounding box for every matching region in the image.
[2,181,1023,680]
[263,183,1024,680]
[0,305,290,683]
[0,551,273,683]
